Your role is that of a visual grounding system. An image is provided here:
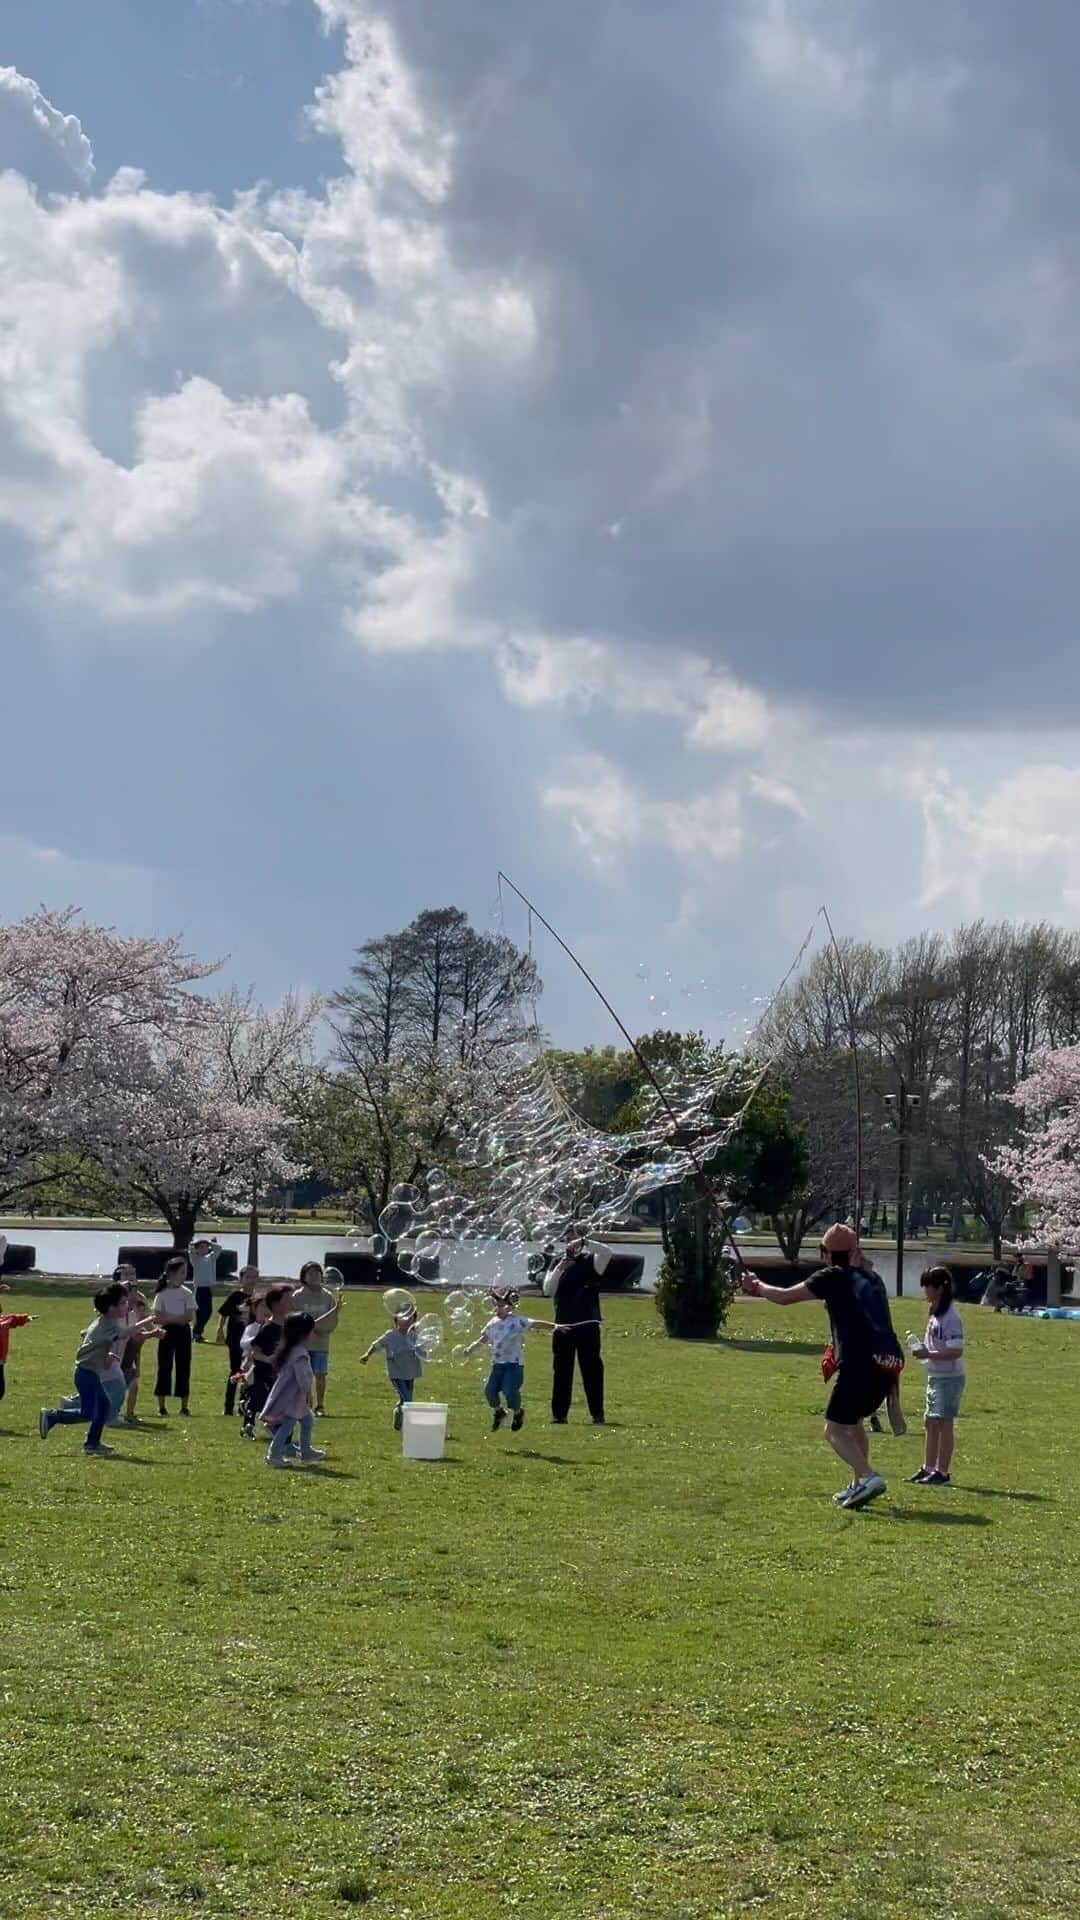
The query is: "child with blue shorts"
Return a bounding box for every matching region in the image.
[360,1306,423,1429]
[909,1265,965,1487]
[464,1287,558,1434]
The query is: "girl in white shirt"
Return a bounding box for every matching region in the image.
[909,1266,966,1487]
[153,1256,197,1418]
[464,1287,558,1434]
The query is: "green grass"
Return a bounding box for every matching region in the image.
[0,1290,1077,1918]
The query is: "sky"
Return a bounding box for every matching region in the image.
[3,0,1080,1047]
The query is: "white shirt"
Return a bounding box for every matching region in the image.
[190,1250,218,1290]
[481,1313,536,1365]
[923,1305,965,1377]
[154,1285,197,1323]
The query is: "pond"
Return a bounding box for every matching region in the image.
[1,1224,940,1296]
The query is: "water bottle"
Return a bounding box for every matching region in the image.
[905,1331,923,1356]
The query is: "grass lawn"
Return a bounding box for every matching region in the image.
[0,1289,1077,1919]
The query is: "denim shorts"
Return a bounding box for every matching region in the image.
[309,1349,330,1377]
[925,1373,965,1419]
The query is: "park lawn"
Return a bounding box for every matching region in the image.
[0,1292,1077,1920]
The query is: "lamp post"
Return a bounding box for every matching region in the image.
[884,1079,921,1299]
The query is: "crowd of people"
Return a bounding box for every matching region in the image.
[2,1232,614,1467]
[1,1225,966,1500]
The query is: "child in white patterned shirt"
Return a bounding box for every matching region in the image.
[464,1286,558,1434]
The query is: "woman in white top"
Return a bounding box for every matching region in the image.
[153,1256,197,1417]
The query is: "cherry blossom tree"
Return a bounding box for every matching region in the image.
[990,1044,1080,1252]
[93,1000,310,1249]
[215,986,321,1260]
[0,908,214,1209]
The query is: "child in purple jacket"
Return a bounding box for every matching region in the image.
[261,1313,326,1469]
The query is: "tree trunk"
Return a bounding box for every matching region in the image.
[169,1201,199,1250]
[247,1182,259,1268]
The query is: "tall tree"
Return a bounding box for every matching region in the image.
[90,995,303,1248]
[0,908,213,1209]
[215,987,320,1261]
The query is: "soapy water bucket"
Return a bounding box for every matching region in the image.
[402,1402,448,1460]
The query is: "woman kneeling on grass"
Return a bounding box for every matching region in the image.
[908,1266,965,1488]
[741,1223,904,1510]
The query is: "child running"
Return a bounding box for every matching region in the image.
[261,1312,326,1469]
[908,1265,966,1488]
[360,1305,423,1429]
[242,1287,289,1439]
[464,1286,559,1433]
[39,1282,151,1458]
[0,1279,32,1412]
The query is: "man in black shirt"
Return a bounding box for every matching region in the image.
[742,1224,902,1509]
[542,1234,612,1424]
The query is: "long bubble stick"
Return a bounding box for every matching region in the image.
[497,870,751,1270]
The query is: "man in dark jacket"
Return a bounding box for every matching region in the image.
[542,1234,611,1425]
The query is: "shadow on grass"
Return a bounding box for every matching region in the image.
[0,1428,35,1441]
[963,1485,1051,1504]
[720,1338,825,1357]
[296,1465,360,1481]
[870,1507,991,1528]
[514,1450,581,1468]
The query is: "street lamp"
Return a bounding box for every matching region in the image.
[883,1079,921,1298]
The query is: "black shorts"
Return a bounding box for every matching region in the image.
[826,1365,888,1425]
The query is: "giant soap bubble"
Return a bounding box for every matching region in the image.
[378,1202,415,1242]
[382,1287,416,1319]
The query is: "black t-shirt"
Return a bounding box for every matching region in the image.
[218,1291,251,1342]
[806,1264,899,1370]
[553,1254,602,1326]
[252,1322,282,1363]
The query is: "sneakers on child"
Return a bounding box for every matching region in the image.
[907,1467,931,1483]
[832,1482,858,1506]
[492,1407,506,1431]
[841,1472,887,1509]
[39,1409,52,1440]
[511,1408,525,1432]
[83,1443,115,1458]
[300,1447,326,1463]
[924,1470,952,1487]
[393,1404,404,1432]
[266,1455,291,1469]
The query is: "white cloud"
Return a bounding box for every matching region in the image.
[748,773,808,821]
[496,633,772,750]
[0,21,535,642]
[916,764,1080,913]
[542,754,745,869]
[0,67,94,186]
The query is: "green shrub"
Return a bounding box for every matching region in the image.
[655,1186,737,1338]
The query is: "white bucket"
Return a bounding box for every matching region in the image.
[401,1401,448,1461]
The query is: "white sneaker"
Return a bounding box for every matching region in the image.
[832,1483,858,1506]
[842,1473,887,1510]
